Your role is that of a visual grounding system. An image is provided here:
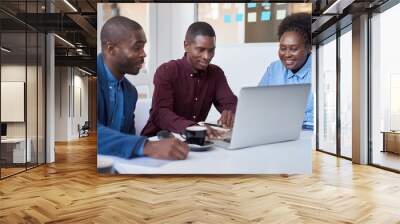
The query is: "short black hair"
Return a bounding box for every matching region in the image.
[100,16,143,49]
[278,13,311,48]
[185,21,216,42]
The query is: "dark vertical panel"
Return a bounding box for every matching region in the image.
[36,0,39,167]
[315,44,319,150]
[24,0,28,171]
[43,0,47,164]
[367,11,373,165]
[336,28,341,157]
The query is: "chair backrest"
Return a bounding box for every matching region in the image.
[135,98,152,135]
[82,121,90,129]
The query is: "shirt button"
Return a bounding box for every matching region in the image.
[190,74,193,77]
[193,115,196,119]
[194,97,198,102]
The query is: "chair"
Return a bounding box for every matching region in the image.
[135,98,152,135]
[78,121,90,138]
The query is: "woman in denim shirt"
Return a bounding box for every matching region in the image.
[259,13,313,130]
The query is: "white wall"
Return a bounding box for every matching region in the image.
[206,43,278,121]
[54,67,89,141]
[72,74,89,138]
[55,67,68,141]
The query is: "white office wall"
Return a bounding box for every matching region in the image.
[213,44,278,95]
[72,74,89,138]
[54,67,89,141]
[55,67,69,141]
[168,4,196,62]
[206,43,279,121]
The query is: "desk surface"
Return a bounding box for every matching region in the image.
[381,131,400,134]
[98,131,313,174]
[1,138,27,143]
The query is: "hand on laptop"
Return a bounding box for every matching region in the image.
[143,138,189,160]
[204,124,228,140]
[217,110,235,129]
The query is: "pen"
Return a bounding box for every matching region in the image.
[204,122,223,128]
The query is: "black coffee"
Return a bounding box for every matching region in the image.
[185,126,207,145]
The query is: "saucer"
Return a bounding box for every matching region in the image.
[188,141,214,152]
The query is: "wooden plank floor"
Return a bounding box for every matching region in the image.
[1,135,400,223]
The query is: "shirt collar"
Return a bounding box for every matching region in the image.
[287,54,311,79]
[104,63,124,85]
[181,54,207,77]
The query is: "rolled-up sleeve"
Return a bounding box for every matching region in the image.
[98,123,147,159]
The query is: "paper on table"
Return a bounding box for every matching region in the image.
[98,154,170,169]
[126,157,169,167]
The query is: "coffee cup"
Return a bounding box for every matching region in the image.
[183,126,207,146]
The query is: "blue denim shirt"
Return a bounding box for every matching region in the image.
[104,64,145,156]
[259,55,314,130]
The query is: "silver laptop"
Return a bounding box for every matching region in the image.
[213,84,310,149]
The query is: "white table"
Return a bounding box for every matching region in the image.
[1,138,31,163]
[98,131,313,174]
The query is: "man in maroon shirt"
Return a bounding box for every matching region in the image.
[141,22,238,137]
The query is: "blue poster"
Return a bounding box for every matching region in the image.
[236,14,244,22]
[224,15,231,23]
[261,11,271,21]
[247,3,257,8]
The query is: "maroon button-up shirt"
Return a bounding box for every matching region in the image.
[141,55,238,136]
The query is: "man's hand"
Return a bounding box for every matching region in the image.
[217,110,235,129]
[143,138,189,160]
[204,124,225,140]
